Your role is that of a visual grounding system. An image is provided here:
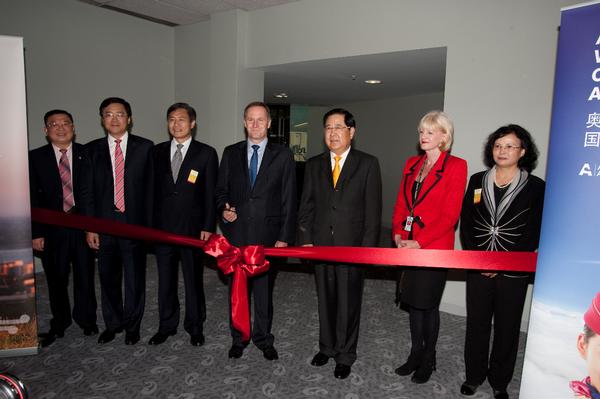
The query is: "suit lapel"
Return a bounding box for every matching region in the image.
[410,151,450,209]
[176,140,197,185]
[320,152,333,188]
[403,154,424,210]
[252,142,275,192]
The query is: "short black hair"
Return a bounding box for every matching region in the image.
[167,102,196,122]
[323,108,356,129]
[44,109,73,125]
[483,124,539,173]
[99,97,132,117]
[243,101,271,119]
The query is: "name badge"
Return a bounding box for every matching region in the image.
[473,188,482,204]
[187,169,198,184]
[404,216,413,232]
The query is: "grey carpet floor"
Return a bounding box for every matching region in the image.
[1,259,526,398]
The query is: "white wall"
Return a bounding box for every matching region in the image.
[0,0,174,148]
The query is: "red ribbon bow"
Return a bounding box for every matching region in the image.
[202,235,270,342]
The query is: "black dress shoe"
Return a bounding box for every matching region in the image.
[148,331,175,345]
[228,345,244,359]
[493,389,509,399]
[190,334,205,347]
[38,329,65,339]
[39,335,57,348]
[334,364,351,379]
[98,329,117,344]
[262,346,278,361]
[83,325,99,336]
[411,357,436,384]
[460,382,479,396]
[125,332,140,345]
[310,352,329,367]
[394,351,422,376]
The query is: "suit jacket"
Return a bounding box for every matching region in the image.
[153,139,218,236]
[216,140,297,247]
[29,143,86,238]
[297,149,382,247]
[392,151,467,250]
[460,170,545,252]
[80,134,154,226]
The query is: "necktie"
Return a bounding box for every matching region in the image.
[332,155,341,188]
[58,149,74,212]
[249,144,259,187]
[114,138,125,212]
[172,143,183,182]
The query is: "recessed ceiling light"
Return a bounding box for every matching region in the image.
[274,92,288,98]
[364,80,382,84]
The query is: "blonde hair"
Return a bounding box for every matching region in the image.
[418,110,454,152]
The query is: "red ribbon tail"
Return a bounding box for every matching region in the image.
[231,268,251,343]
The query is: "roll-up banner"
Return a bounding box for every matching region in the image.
[520,2,600,397]
[0,36,38,355]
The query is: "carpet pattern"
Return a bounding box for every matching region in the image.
[1,259,526,398]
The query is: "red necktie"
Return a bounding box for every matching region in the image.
[114,139,125,212]
[59,149,74,212]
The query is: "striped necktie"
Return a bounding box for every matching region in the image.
[58,149,74,212]
[114,139,125,212]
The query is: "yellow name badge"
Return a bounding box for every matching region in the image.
[187,169,198,184]
[473,188,482,204]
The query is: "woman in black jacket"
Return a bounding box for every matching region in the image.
[459,124,545,399]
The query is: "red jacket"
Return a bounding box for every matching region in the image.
[392,151,467,249]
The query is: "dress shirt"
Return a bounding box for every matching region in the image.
[247,138,267,172]
[330,146,351,172]
[170,136,192,162]
[108,132,129,182]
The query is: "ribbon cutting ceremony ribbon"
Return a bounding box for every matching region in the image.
[31,208,537,340]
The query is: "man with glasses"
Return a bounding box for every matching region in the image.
[297,108,382,379]
[80,97,154,345]
[216,101,296,361]
[149,103,218,347]
[29,109,98,347]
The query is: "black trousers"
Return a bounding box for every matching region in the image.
[154,244,205,336]
[41,226,96,333]
[97,233,146,334]
[314,263,364,366]
[229,267,276,349]
[464,272,529,391]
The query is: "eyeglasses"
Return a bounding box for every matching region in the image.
[325,125,350,133]
[46,121,73,129]
[102,112,127,119]
[493,144,521,152]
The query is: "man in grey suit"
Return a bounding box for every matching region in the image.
[216,101,297,361]
[297,108,382,379]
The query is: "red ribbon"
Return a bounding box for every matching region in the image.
[202,235,269,342]
[31,208,538,341]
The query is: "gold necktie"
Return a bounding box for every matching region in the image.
[332,156,341,187]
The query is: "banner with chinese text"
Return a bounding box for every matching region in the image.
[520,2,600,397]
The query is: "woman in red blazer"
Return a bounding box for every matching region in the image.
[391,110,467,384]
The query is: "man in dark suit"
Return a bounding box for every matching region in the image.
[29,109,98,347]
[80,97,154,345]
[297,108,382,379]
[149,102,218,347]
[216,101,296,361]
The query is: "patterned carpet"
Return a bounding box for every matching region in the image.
[1,259,526,398]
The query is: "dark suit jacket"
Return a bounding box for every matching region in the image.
[80,134,154,226]
[153,140,218,236]
[216,140,297,247]
[392,151,467,249]
[29,143,86,238]
[297,149,382,247]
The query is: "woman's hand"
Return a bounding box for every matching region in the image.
[396,237,421,249]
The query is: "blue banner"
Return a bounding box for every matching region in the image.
[520,2,600,397]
